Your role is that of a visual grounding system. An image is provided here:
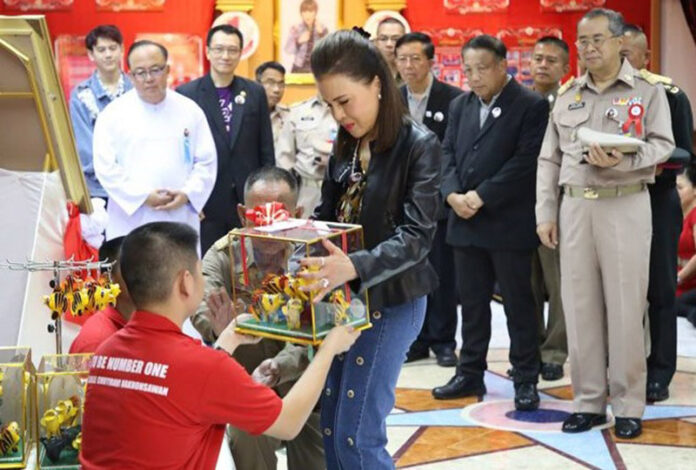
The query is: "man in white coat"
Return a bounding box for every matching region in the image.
[94,40,216,242]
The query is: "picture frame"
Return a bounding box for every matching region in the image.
[277,0,341,85]
[0,15,92,213]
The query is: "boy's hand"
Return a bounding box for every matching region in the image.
[321,325,361,355]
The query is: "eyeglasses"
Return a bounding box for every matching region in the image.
[396,54,425,65]
[376,35,401,44]
[261,79,286,89]
[209,46,242,57]
[131,65,166,81]
[575,35,617,51]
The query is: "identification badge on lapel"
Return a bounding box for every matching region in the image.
[568,102,586,111]
[491,107,501,118]
[433,111,444,122]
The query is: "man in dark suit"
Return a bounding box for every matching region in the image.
[395,32,463,367]
[621,24,695,402]
[177,25,275,253]
[432,35,548,411]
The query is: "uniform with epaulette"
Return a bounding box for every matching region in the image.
[529,82,568,380]
[192,234,325,470]
[637,70,695,400]
[270,103,290,152]
[275,96,338,216]
[536,59,675,422]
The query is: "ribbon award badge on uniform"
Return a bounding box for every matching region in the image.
[621,103,644,136]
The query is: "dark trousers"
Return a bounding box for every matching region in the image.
[200,218,236,255]
[410,219,457,354]
[646,183,682,386]
[454,246,540,383]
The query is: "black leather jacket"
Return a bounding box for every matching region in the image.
[314,119,441,310]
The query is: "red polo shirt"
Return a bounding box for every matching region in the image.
[80,311,283,470]
[69,306,127,354]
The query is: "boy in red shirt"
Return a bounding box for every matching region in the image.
[80,222,359,469]
[69,236,135,354]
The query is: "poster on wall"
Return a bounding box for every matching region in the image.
[55,35,93,102]
[424,28,484,91]
[279,0,340,84]
[540,0,605,12]
[95,0,165,11]
[443,0,509,14]
[497,27,562,87]
[135,33,203,88]
[212,11,261,60]
[363,10,410,39]
[3,0,72,10]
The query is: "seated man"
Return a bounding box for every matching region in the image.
[80,221,359,470]
[69,236,135,354]
[192,166,325,470]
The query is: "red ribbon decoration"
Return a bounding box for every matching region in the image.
[245,202,290,226]
[621,103,644,136]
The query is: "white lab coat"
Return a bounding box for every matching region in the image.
[93,89,217,240]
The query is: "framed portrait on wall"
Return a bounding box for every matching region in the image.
[3,0,72,10]
[279,0,340,84]
[424,28,483,91]
[497,27,563,87]
[95,0,165,11]
[540,0,605,12]
[443,0,509,14]
[363,10,410,39]
[54,35,93,102]
[135,33,203,88]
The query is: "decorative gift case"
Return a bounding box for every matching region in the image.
[35,354,91,470]
[0,347,33,469]
[230,215,371,345]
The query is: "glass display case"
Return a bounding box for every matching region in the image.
[230,218,371,345]
[0,347,33,469]
[35,354,91,469]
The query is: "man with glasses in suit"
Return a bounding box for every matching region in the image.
[178,25,275,253]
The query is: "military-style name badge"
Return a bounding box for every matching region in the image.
[433,111,444,122]
[568,102,586,111]
[491,107,501,118]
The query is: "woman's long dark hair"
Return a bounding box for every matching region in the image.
[310,29,407,160]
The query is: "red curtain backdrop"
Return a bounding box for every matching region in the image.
[403,0,653,82]
[0,0,215,54]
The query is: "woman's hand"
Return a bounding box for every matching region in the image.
[299,238,358,302]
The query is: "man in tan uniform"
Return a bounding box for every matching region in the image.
[529,36,571,381]
[536,8,674,439]
[276,95,337,215]
[191,167,324,470]
[255,61,290,152]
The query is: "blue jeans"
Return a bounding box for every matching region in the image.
[320,296,427,470]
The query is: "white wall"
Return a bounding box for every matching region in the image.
[662,0,696,132]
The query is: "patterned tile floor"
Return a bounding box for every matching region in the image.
[275,304,696,469]
[386,306,696,470]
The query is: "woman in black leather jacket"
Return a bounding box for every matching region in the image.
[299,29,441,470]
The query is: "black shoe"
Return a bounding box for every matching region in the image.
[506,366,516,378]
[646,382,669,402]
[540,363,564,381]
[405,348,429,363]
[514,383,540,411]
[432,375,486,400]
[562,413,607,433]
[614,417,642,439]
[435,349,457,367]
